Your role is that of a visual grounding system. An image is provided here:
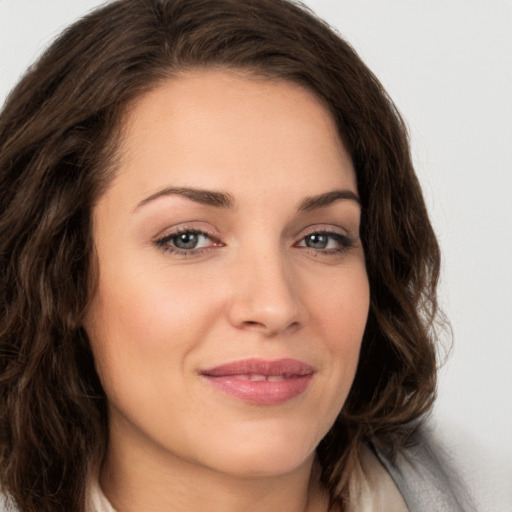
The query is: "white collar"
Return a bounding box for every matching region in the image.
[88,479,116,512]
[347,444,408,512]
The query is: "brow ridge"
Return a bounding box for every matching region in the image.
[135,186,235,211]
[135,186,359,212]
[298,189,360,211]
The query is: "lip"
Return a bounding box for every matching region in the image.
[200,358,315,405]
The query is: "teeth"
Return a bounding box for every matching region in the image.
[249,374,266,381]
[237,374,286,381]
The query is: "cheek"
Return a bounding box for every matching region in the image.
[310,264,369,346]
[89,261,217,344]
[84,262,229,399]
[306,264,369,392]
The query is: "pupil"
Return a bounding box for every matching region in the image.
[175,232,198,249]
[306,234,328,249]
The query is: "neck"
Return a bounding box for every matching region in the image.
[100,431,330,512]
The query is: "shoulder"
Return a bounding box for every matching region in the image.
[371,425,475,512]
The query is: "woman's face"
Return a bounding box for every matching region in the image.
[85,70,369,479]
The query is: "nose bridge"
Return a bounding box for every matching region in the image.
[227,238,303,334]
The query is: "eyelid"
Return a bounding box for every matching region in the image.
[296,223,355,241]
[152,222,359,258]
[153,223,224,256]
[153,222,220,242]
[293,224,358,254]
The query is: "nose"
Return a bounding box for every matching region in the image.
[227,247,306,336]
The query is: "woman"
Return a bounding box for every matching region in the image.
[0,0,470,511]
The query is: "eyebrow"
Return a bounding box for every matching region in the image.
[134,186,360,213]
[134,186,235,211]
[298,189,360,211]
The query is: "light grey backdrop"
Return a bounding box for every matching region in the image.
[1,0,511,509]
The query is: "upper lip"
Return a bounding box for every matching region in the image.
[201,358,315,377]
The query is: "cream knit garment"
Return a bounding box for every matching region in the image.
[347,444,408,512]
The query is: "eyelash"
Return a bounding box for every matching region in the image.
[154,228,221,256]
[154,228,356,257]
[297,229,356,255]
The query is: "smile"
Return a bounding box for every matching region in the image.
[201,358,315,405]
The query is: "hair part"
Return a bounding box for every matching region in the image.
[0,1,440,510]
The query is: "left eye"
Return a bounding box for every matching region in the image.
[297,232,348,250]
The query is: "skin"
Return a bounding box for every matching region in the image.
[85,70,370,512]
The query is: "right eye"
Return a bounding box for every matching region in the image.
[169,231,211,249]
[154,229,219,255]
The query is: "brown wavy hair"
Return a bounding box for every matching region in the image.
[0,0,440,510]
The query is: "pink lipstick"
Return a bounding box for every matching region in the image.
[200,358,314,405]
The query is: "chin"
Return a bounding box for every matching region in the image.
[214,452,314,479]
[194,428,318,478]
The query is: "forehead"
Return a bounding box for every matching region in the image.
[107,70,356,206]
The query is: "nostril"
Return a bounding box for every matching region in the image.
[243,320,263,327]
[240,318,301,336]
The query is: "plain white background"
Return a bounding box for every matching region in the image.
[1,0,511,509]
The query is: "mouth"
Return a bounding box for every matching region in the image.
[200,358,315,405]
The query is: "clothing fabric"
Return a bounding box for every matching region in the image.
[88,480,116,512]
[371,428,473,512]
[347,444,408,512]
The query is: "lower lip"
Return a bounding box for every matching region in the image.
[202,374,313,405]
